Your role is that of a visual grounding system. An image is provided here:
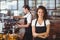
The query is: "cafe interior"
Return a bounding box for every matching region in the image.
[0,0,60,40]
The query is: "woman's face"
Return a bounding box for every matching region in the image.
[23,8,27,14]
[37,9,44,18]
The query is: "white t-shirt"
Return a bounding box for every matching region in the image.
[23,12,32,24]
[32,19,50,27]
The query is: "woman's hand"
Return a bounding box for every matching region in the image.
[44,33,49,37]
[38,33,49,38]
[37,33,49,38]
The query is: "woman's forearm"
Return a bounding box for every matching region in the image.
[33,32,48,38]
[38,32,47,35]
[33,32,39,37]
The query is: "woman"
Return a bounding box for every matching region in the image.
[31,6,50,40]
[14,5,32,40]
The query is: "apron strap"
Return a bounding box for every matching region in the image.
[44,20,46,27]
[35,19,37,27]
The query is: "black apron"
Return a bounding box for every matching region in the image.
[23,18,32,40]
[34,20,48,40]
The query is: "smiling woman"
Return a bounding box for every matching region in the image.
[32,6,50,40]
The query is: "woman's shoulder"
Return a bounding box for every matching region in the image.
[45,19,50,25]
[45,19,50,22]
[32,19,37,26]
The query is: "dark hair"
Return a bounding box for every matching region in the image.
[7,10,11,16]
[36,6,48,20]
[23,5,30,11]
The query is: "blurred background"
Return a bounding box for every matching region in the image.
[0,0,60,40]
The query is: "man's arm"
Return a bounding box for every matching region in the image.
[13,16,24,19]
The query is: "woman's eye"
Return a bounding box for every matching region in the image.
[38,12,40,13]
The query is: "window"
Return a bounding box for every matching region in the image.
[56,0,60,8]
[0,0,18,10]
[36,0,56,10]
[29,0,56,10]
[18,0,24,13]
[0,0,24,15]
[29,0,36,10]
